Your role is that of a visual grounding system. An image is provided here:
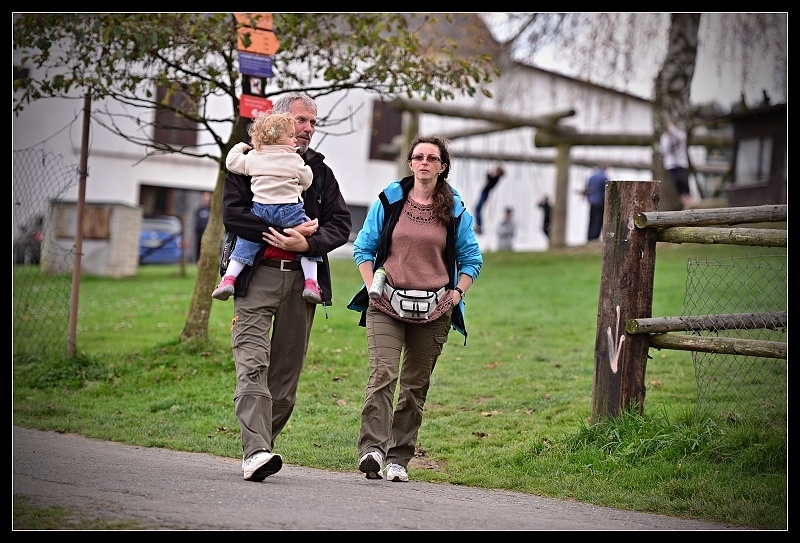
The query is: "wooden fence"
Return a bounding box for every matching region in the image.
[589,180,787,423]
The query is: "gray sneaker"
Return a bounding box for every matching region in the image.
[358,451,383,480]
[242,451,282,481]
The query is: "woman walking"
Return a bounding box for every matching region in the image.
[347,135,483,482]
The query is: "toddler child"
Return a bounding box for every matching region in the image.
[213,112,322,303]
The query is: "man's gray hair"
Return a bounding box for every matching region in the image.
[272,92,318,115]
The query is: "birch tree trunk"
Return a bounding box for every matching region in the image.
[653,13,701,211]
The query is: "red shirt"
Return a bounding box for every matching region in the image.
[264,245,296,260]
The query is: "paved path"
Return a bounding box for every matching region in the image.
[13,426,743,530]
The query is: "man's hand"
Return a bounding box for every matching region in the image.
[292,218,318,238]
[263,222,316,252]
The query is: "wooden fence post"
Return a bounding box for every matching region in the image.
[590,180,660,423]
[549,143,571,249]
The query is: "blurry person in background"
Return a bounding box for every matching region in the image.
[660,118,693,209]
[194,191,212,264]
[473,164,504,235]
[537,195,551,239]
[579,162,609,242]
[496,206,516,251]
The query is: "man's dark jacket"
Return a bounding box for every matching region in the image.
[221,147,351,305]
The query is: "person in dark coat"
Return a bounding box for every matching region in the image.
[220,92,351,482]
[194,191,211,263]
[473,164,505,235]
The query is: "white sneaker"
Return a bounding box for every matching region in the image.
[385,463,408,482]
[242,450,282,481]
[358,451,383,480]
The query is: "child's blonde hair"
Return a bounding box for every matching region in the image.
[247,112,297,150]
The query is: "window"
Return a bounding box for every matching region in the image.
[734,136,772,187]
[153,83,199,147]
[368,100,402,161]
[347,204,368,242]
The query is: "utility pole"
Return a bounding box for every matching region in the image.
[68,93,90,358]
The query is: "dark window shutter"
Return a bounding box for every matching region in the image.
[368,99,402,161]
[153,84,199,147]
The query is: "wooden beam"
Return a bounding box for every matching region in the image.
[635,205,787,228]
[656,227,787,247]
[534,131,732,148]
[437,123,510,140]
[390,97,576,130]
[377,146,728,174]
[648,334,786,359]
[626,311,787,334]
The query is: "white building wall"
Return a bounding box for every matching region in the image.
[14,51,657,255]
[311,63,656,251]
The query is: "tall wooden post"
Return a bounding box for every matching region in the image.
[68,93,91,357]
[550,143,571,248]
[590,180,660,423]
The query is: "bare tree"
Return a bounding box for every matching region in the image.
[487,13,786,209]
[653,14,701,209]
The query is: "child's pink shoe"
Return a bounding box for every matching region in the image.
[302,279,322,304]
[212,275,236,300]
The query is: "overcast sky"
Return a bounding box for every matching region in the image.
[481,13,787,109]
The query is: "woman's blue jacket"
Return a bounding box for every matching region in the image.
[346,175,483,342]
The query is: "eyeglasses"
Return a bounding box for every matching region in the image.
[410,154,443,163]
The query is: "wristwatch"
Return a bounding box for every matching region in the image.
[454,286,465,299]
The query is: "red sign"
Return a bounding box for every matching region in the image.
[235,13,280,55]
[239,95,273,119]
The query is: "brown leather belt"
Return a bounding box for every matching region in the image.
[261,258,301,271]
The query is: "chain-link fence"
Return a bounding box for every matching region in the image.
[684,252,787,422]
[13,146,78,359]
